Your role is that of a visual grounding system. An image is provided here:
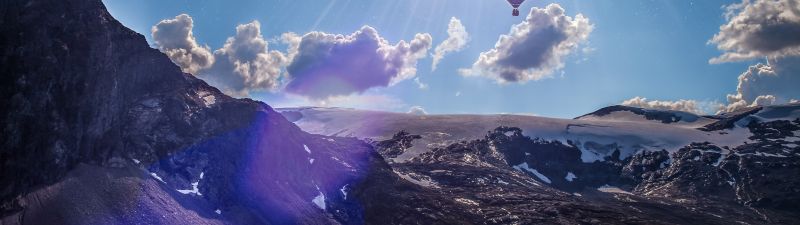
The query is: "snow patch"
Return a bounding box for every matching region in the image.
[177,172,204,196]
[597,184,632,195]
[749,106,800,123]
[214,209,221,215]
[713,155,725,167]
[565,172,577,182]
[150,172,166,184]
[141,98,160,108]
[177,181,202,196]
[197,90,216,107]
[303,144,311,154]
[394,170,439,188]
[497,178,509,185]
[578,146,605,163]
[735,152,788,158]
[331,156,353,168]
[754,152,788,158]
[309,158,315,164]
[131,158,140,164]
[202,95,216,107]
[711,149,729,167]
[340,184,348,199]
[312,192,326,210]
[455,198,479,206]
[512,162,552,184]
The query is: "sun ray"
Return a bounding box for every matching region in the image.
[310,0,338,30]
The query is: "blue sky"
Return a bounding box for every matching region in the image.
[103,0,765,118]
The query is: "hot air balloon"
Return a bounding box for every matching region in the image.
[507,0,525,16]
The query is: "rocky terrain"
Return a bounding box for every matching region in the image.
[371,122,799,224]
[282,104,800,224]
[1,0,799,224]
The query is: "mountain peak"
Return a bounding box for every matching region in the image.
[575,105,711,125]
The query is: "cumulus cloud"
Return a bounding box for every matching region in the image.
[719,57,800,112]
[280,32,302,60]
[153,16,287,96]
[621,97,704,114]
[709,0,800,63]
[284,26,432,100]
[460,4,592,83]
[407,106,428,115]
[151,14,214,74]
[205,20,287,95]
[752,95,777,106]
[432,17,469,71]
[630,1,800,114]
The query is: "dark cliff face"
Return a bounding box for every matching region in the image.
[0,0,229,200]
[0,1,387,224]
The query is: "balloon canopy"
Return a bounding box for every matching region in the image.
[507,0,525,8]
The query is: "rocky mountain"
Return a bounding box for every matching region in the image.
[2,0,799,224]
[281,104,800,224]
[276,106,754,162]
[0,1,385,224]
[575,105,716,128]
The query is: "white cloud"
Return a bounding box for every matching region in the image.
[460,4,592,83]
[284,26,432,100]
[719,57,800,112]
[709,1,800,112]
[633,1,800,115]
[151,14,214,74]
[408,106,427,115]
[153,17,287,96]
[752,95,777,106]
[432,17,469,71]
[153,15,436,99]
[709,0,800,63]
[413,77,428,90]
[621,97,704,114]
[281,32,302,60]
[206,21,287,96]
